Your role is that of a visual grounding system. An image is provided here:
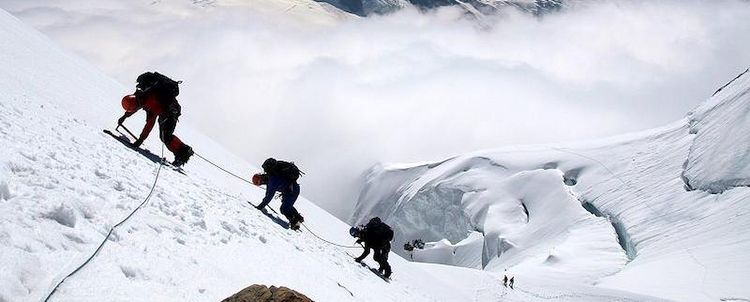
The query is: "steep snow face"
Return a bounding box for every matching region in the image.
[354,70,750,301]
[0,9,476,302]
[354,149,629,284]
[683,68,750,193]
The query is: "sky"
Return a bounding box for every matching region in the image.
[2,0,749,218]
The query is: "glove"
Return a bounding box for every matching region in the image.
[117,116,127,125]
[132,138,144,148]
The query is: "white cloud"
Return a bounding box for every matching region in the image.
[4,0,750,217]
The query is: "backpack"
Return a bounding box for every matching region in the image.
[270,160,302,183]
[136,72,181,99]
[365,217,393,244]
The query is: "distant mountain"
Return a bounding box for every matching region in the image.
[316,0,570,16]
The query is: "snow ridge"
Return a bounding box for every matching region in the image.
[353,68,750,301]
[682,68,750,193]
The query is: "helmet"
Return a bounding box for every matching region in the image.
[262,158,277,172]
[121,94,139,113]
[349,227,360,237]
[252,173,268,186]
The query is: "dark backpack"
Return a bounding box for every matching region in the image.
[270,161,302,183]
[365,218,393,245]
[136,72,181,99]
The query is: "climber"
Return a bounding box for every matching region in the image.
[117,72,193,167]
[350,217,394,278]
[253,158,304,230]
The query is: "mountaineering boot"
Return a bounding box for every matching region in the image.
[289,214,304,231]
[290,217,301,230]
[172,146,194,167]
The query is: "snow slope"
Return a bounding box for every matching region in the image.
[1,2,744,301]
[0,9,475,302]
[353,69,750,302]
[683,68,750,193]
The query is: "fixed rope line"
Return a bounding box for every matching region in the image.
[43,144,166,302]
[191,154,284,215]
[193,152,254,185]
[188,150,361,250]
[191,153,292,218]
[301,223,363,249]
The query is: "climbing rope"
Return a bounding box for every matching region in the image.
[43,123,358,301]
[43,144,166,302]
[191,152,360,250]
[301,222,363,249]
[193,152,255,185]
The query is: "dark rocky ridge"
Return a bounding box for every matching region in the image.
[316,0,568,16]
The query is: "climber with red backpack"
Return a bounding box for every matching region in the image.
[118,72,193,167]
[253,158,305,230]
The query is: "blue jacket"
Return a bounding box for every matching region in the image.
[261,175,297,205]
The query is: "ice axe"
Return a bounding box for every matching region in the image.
[116,124,138,141]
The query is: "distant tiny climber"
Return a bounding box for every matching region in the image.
[350,217,394,278]
[502,270,515,289]
[253,158,304,230]
[117,72,193,167]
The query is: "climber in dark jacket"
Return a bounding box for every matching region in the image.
[350,217,393,278]
[254,158,304,230]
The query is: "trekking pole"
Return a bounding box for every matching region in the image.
[117,125,138,141]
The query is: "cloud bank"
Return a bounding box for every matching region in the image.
[3,0,750,218]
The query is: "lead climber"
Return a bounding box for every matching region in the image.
[117,72,193,167]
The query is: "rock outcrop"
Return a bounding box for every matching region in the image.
[222,284,313,302]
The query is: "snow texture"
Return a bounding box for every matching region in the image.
[0,8,471,302]
[354,69,750,301]
[2,2,747,301]
[683,68,750,193]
